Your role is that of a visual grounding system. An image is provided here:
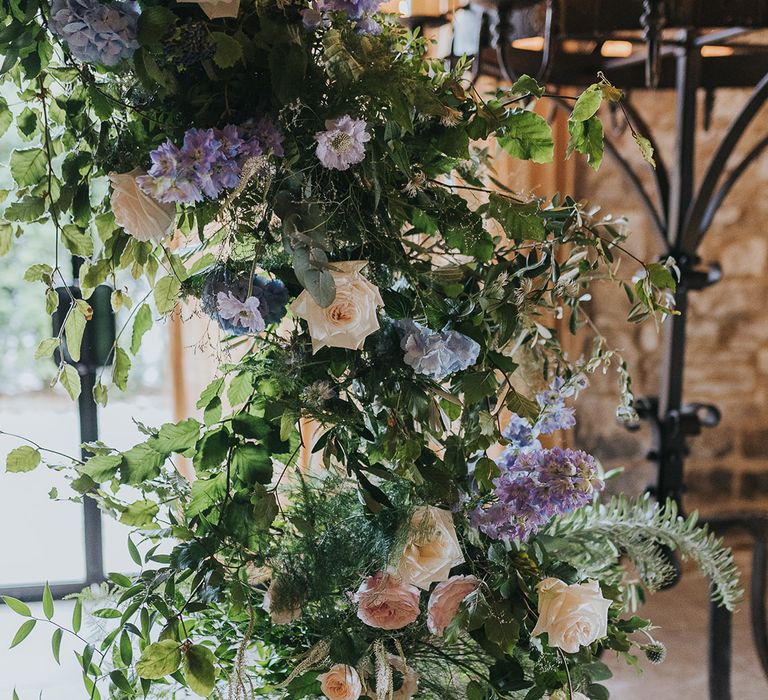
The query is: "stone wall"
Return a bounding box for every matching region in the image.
[570,88,768,514]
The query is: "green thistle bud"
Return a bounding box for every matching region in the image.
[644,640,667,664]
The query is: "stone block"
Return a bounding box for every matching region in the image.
[743,429,768,459]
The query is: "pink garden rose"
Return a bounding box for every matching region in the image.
[353,571,421,630]
[318,664,363,700]
[427,574,480,635]
[388,654,420,699]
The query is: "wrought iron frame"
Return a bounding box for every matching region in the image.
[460,4,768,698]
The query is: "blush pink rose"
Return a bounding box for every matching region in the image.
[318,664,363,700]
[426,574,480,635]
[353,571,421,630]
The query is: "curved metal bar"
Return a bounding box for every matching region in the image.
[621,98,671,222]
[698,135,768,237]
[549,96,668,246]
[682,70,768,253]
[751,537,768,679]
[495,0,556,84]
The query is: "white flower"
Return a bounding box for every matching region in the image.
[315,115,370,171]
[262,579,302,624]
[531,578,611,653]
[179,0,240,19]
[216,291,265,334]
[318,664,363,700]
[290,260,383,353]
[393,506,465,590]
[109,169,175,243]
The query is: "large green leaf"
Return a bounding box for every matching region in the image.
[135,640,182,679]
[183,644,216,697]
[154,275,181,314]
[6,445,40,473]
[149,419,201,454]
[487,194,545,241]
[10,148,47,186]
[131,303,153,355]
[120,499,159,527]
[567,115,604,170]
[498,110,553,163]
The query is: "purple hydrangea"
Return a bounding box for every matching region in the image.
[202,270,289,335]
[470,447,604,542]
[398,320,480,381]
[49,0,140,66]
[315,115,370,171]
[137,120,283,204]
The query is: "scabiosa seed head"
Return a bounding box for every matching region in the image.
[644,641,667,664]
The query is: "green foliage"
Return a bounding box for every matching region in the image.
[5,445,40,473]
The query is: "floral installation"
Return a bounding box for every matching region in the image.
[0,0,741,698]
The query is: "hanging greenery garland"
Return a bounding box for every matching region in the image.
[0,0,740,698]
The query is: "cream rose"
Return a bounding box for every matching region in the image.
[531,578,611,653]
[427,574,480,635]
[109,169,175,243]
[318,664,362,700]
[353,571,421,630]
[179,0,240,19]
[262,579,302,625]
[290,260,384,353]
[394,506,465,590]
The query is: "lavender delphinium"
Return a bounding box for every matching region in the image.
[471,446,604,542]
[399,320,480,381]
[49,0,140,66]
[502,414,541,454]
[137,121,284,204]
[534,376,578,435]
[202,268,289,335]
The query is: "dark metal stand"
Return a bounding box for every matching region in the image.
[454,4,768,696]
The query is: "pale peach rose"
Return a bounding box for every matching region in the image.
[426,574,480,635]
[109,169,175,243]
[387,654,419,700]
[394,506,465,590]
[353,571,421,630]
[179,0,240,19]
[262,579,302,624]
[531,578,611,653]
[290,260,384,353]
[318,664,362,700]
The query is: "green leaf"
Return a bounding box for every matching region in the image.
[149,419,201,454]
[2,597,31,617]
[81,454,122,482]
[6,445,41,473]
[64,300,91,363]
[505,387,539,422]
[72,598,82,633]
[17,107,38,139]
[570,83,603,122]
[0,98,12,138]
[35,337,59,360]
[120,442,165,484]
[227,372,253,406]
[42,583,53,620]
[508,74,545,97]
[113,347,132,390]
[109,670,133,694]
[10,148,46,186]
[138,5,177,49]
[119,629,133,665]
[59,364,81,400]
[10,620,36,648]
[567,114,604,170]
[5,195,45,221]
[232,444,272,485]
[0,222,13,256]
[154,275,181,314]
[135,640,182,679]
[51,627,63,664]
[211,32,243,69]
[120,500,159,527]
[93,381,108,407]
[61,225,94,257]
[634,133,656,168]
[131,303,153,355]
[127,536,142,566]
[487,194,545,241]
[498,110,554,163]
[183,644,216,697]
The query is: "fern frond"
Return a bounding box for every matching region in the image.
[542,495,743,610]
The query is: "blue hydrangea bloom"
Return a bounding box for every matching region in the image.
[399,320,480,381]
[49,0,140,67]
[470,446,603,542]
[202,271,289,336]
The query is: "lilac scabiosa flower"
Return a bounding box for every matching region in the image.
[216,292,265,334]
[471,447,603,542]
[49,0,140,66]
[399,320,480,381]
[315,116,370,171]
[202,268,289,335]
